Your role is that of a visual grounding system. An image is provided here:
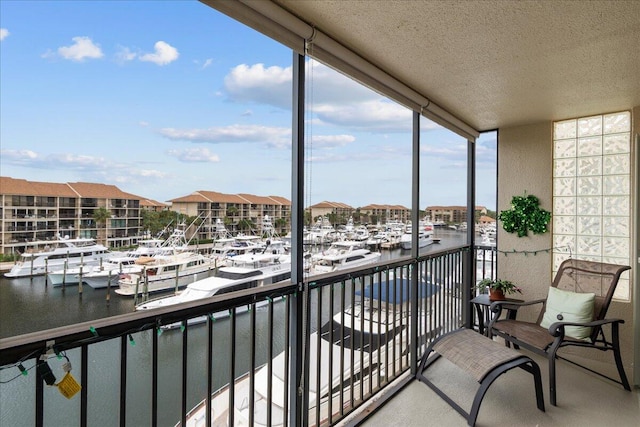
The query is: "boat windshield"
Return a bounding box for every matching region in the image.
[216,270,262,280]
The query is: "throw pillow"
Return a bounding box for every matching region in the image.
[540,287,595,340]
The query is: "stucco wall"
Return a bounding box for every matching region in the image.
[497,122,553,308]
[496,120,636,385]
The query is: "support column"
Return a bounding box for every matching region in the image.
[289,50,307,427]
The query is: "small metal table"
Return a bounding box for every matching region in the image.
[471,294,523,336]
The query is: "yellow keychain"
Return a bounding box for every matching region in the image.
[57,372,81,399]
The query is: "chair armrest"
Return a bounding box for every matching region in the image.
[547,318,625,336]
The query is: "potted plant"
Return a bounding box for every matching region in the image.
[477,278,522,301]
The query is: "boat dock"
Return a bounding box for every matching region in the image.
[0,262,14,274]
[380,240,401,250]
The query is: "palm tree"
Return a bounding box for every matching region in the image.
[274,217,288,234]
[92,207,111,245]
[236,218,256,234]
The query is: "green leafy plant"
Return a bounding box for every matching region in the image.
[498,193,551,237]
[477,278,522,295]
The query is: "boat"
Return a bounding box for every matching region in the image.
[352,225,370,241]
[114,251,216,296]
[47,263,103,287]
[47,224,199,289]
[308,240,381,275]
[47,238,168,288]
[304,216,337,245]
[179,275,441,427]
[4,237,112,278]
[366,231,391,247]
[136,249,292,327]
[399,219,434,250]
[209,237,262,266]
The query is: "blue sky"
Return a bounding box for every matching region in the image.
[0,1,496,211]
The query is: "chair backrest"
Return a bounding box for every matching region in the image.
[549,259,630,335]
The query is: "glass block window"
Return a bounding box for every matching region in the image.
[553,112,631,300]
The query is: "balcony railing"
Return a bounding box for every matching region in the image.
[0,245,495,427]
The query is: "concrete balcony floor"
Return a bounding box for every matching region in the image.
[350,352,639,427]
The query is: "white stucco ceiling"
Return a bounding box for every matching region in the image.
[271,0,640,132]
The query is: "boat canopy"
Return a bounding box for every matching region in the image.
[356,278,440,304]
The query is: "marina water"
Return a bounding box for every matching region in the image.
[0,231,467,426]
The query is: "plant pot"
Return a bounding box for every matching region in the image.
[489,288,505,301]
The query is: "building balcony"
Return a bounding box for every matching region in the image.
[2,243,634,426]
[357,351,639,426]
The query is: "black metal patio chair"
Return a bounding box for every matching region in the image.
[489,258,631,406]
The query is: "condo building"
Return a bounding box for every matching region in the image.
[168,190,291,239]
[0,177,152,255]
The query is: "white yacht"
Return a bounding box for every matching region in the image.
[136,251,291,327]
[4,237,112,278]
[47,239,168,288]
[209,237,262,266]
[304,216,337,245]
[399,220,434,250]
[308,240,381,275]
[114,251,216,296]
[180,276,441,427]
[366,231,391,247]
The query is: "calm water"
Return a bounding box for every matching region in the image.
[0,230,466,427]
[0,230,465,339]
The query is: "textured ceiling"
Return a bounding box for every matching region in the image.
[273,0,640,131]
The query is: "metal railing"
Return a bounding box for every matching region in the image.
[0,244,496,427]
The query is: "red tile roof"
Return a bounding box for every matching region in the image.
[360,203,409,210]
[0,176,77,197]
[169,191,291,205]
[310,201,353,209]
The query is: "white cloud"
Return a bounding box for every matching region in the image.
[115,46,137,64]
[159,124,291,146]
[1,149,169,182]
[314,99,414,132]
[0,28,9,41]
[201,58,213,69]
[1,149,38,162]
[223,60,420,132]
[224,63,292,109]
[311,134,356,148]
[49,153,109,169]
[167,147,220,163]
[56,36,103,62]
[128,169,170,179]
[139,41,179,66]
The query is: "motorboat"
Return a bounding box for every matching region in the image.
[308,240,381,275]
[47,225,197,289]
[179,275,441,427]
[136,250,291,327]
[209,237,262,266]
[399,220,434,250]
[304,216,337,245]
[366,231,391,247]
[4,237,112,278]
[47,239,168,288]
[114,251,216,296]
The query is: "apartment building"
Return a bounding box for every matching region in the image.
[425,205,489,225]
[0,177,145,254]
[359,204,411,225]
[168,190,291,239]
[307,201,354,224]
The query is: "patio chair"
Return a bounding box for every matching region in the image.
[488,258,631,406]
